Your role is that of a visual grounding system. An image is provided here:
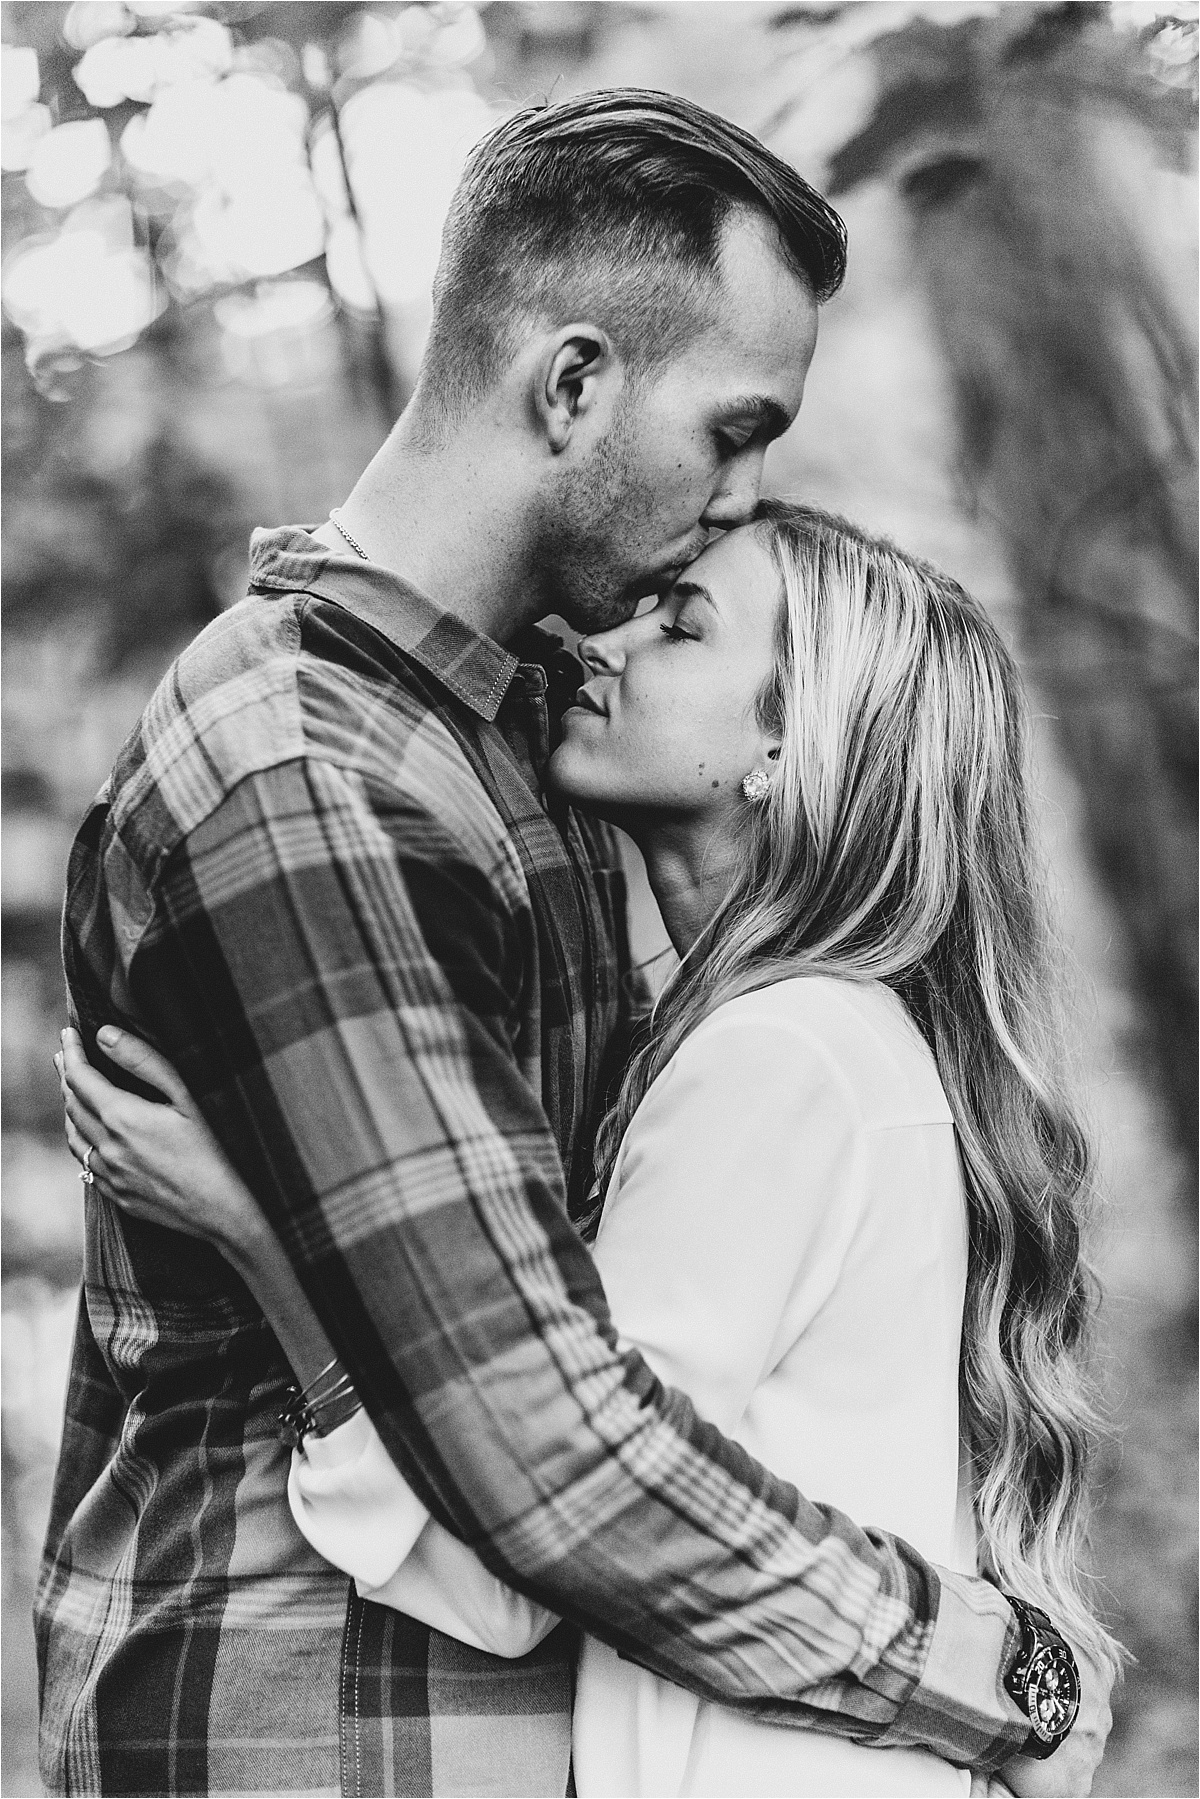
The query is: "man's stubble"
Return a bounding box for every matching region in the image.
[534,396,671,636]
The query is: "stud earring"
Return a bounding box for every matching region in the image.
[741,768,771,802]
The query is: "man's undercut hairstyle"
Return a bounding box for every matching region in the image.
[419,88,847,426]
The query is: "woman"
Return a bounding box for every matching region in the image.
[59,503,1120,1796]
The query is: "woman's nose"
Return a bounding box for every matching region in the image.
[577,632,627,675]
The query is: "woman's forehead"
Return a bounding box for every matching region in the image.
[682,526,779,615]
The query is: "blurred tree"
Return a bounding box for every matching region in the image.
[808,1,1198,1164]
[0,2,508,421]
[2,324,247,668]
[0,2,526,683]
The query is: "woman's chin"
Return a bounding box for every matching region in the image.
[547,748,620,824]
[547,741,587,796]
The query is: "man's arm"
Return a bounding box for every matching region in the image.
[129,754,1029,1769]
[290,1412,562,1660]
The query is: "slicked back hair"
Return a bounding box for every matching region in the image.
[418,88,847,426]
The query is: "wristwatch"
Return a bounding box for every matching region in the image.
[1002,1595,1081,1759]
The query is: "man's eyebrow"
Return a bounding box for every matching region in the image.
[722,395,793,438]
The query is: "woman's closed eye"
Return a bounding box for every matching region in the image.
[660,621,698,643]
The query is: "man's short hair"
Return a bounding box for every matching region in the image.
[419,88,847,423]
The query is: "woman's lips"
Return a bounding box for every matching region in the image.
[567,686,606,717]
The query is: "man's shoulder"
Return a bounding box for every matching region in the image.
[104,592,307,869]
[102,591,520,889]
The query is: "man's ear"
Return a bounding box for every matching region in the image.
[534,324,613,452]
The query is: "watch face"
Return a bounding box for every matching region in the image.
[1026,1644,1081,1743]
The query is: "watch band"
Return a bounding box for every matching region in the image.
[1002,1594,1081,1759]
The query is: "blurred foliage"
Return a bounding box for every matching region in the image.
[2,330,247,667]
[0,0,511,689]
[0,2,515,421]
[0,6,1195,1795]
[797,0,1199,1162]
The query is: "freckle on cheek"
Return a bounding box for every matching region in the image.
[711,779,720,789]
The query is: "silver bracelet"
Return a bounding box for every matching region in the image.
[278,1357,362,1448]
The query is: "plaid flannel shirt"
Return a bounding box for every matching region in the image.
[38,526,1029,1797]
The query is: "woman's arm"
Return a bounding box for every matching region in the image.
[58,1025,559,1658]
[59,1026,339,1392]
[287,1405,560,1656]
[362,1514,562,1658]
[297,1007,854,1663]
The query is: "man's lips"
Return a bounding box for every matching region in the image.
[661,533,716,579]
[638,538,713,598]
[652,558,696,593]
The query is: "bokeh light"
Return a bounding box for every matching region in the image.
[63,2,136,53]
[1,45,40,115]
[1,101,51,174]
[73,25,230,109]
[324,216,376,313]
[3,227,163,356]
[24,119,113,209]
[0,45,47,172]
[215,278,337,386]
[341,82,496,306]
[120,79,220,185]
[2,4,498,389]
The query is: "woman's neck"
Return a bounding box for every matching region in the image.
[635,821,738,959]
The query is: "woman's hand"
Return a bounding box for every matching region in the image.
[57,1025,263,1257]
[60,1026,344,1388]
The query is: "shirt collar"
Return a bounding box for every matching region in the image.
[248,524,520,723]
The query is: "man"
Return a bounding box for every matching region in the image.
[39,91,1110,1796]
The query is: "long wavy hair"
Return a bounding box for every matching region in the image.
[593,500,1122,1673]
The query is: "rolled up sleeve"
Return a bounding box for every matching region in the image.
[131,754,1027,1770]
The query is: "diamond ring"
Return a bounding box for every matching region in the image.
[80,1144,96,1187]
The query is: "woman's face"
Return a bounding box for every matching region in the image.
[549,526,782,830]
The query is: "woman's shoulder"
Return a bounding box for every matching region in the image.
[686,975,953,1132]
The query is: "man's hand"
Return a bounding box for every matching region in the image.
[996,1642,1115,1798]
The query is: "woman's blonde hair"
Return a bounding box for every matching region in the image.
[593,500,1122,1674]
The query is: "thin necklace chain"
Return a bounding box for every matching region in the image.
[328,508,370,561]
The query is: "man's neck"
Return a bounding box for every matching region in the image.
[324,404,544,649]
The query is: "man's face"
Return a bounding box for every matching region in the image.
[539,211,820,634]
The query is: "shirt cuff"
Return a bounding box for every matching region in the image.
[884,1570,1029,1772]
[288,1407,432,1589]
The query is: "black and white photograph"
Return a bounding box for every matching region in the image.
[1,3,1196,1796]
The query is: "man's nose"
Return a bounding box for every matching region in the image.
[701,450,766,529]
[578,631,627,675]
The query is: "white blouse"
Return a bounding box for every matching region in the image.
[289,976,977,1796]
